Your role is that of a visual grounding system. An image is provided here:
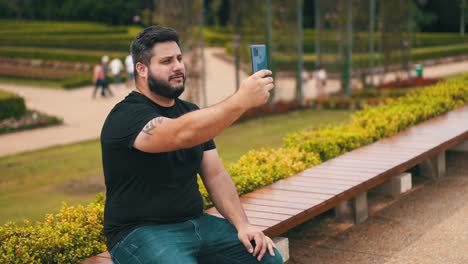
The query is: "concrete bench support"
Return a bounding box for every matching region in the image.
[450,140,468,152]
[419,152,446,179]
[272,236,289,262]
[373,173,412,197]
[335,192,368,224]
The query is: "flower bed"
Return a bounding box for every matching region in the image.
[0,110,62,135]
[375,77,441,89]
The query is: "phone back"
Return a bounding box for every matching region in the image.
[250,44,268,73]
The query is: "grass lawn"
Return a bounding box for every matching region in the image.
[0,109,351,225]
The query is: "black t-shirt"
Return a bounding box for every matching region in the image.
[100,91,216,250]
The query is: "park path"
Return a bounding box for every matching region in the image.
[0,48,467,157]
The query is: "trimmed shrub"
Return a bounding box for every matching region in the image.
[198,148,321,208]
[0,46,126,65]
[285,75,468,161]
[284,126,374,161]
[0,195,106,264]
[0,90,27,120]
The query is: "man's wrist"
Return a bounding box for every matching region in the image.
[228,92,248,113]
[234,220,252,231]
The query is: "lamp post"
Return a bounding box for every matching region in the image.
[369,0,375,88]
[200,0,207,107]
[345,0,353,97]
[296,0,304,104]
[265,0,274,103]
[462,0,466,36]
[314,0,321,67]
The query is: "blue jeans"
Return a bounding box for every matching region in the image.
[110,214,283,264]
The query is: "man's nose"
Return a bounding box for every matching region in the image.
[173,60,184,72]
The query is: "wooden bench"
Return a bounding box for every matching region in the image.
[81,105,468,263]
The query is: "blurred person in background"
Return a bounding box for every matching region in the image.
[124,54,134,88]
[110,57,124,84]
[92,55,113,98]
[313,64,327,98]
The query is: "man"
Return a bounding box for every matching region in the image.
[92,55,112,98]
[124,54,134,88]
[101,26,282,263]
[313,64,327,98]
[109,57,124,83]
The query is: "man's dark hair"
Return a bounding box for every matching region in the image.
[130,26,180,72]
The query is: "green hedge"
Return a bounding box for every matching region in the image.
[1,75,467,263]
[0,46,126,64]
[0,90,27,120]
[0,34,133,52]
[226,41,468,72]
[212,28,468,53]
[0,20,133,52]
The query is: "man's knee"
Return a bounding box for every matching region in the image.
[262,248,284,264]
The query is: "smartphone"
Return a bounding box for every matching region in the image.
[250,44,269,74]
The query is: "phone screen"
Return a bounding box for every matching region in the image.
[250,44,269,74]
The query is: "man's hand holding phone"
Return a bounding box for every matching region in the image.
[231,44,274,110]
[237,69,274,108]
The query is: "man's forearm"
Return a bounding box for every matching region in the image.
[175,93,246,148]
[205,170,250,230]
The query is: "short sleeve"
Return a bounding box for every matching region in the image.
[101,103,159,149]
[203,139,216,151]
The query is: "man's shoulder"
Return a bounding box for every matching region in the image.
[176,98,200,111]
[102,94,158,139]
[109,93,155,117]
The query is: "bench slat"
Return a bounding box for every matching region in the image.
[241,203,303,215]
[241,197,311,210]
[254,188,334,200]
[290,176,361,185]
[243,192,325,204]
[280,178,355,188]
[299,172,373,181]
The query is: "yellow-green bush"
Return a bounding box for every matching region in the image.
[284,126,374,161]
[0,195,106,264]
[199,147,321,208]
[285,75,468,161]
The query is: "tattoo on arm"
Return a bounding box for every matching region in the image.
[142,117,164,135]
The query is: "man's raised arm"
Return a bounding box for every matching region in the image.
[133,70,273,153]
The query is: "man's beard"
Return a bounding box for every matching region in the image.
[147,71,185,99]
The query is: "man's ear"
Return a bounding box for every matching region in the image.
[135,62,148,79]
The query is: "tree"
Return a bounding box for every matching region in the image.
[154,0,206,106]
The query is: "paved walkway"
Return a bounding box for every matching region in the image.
[0,49,467,157]
[287,151,468,264]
